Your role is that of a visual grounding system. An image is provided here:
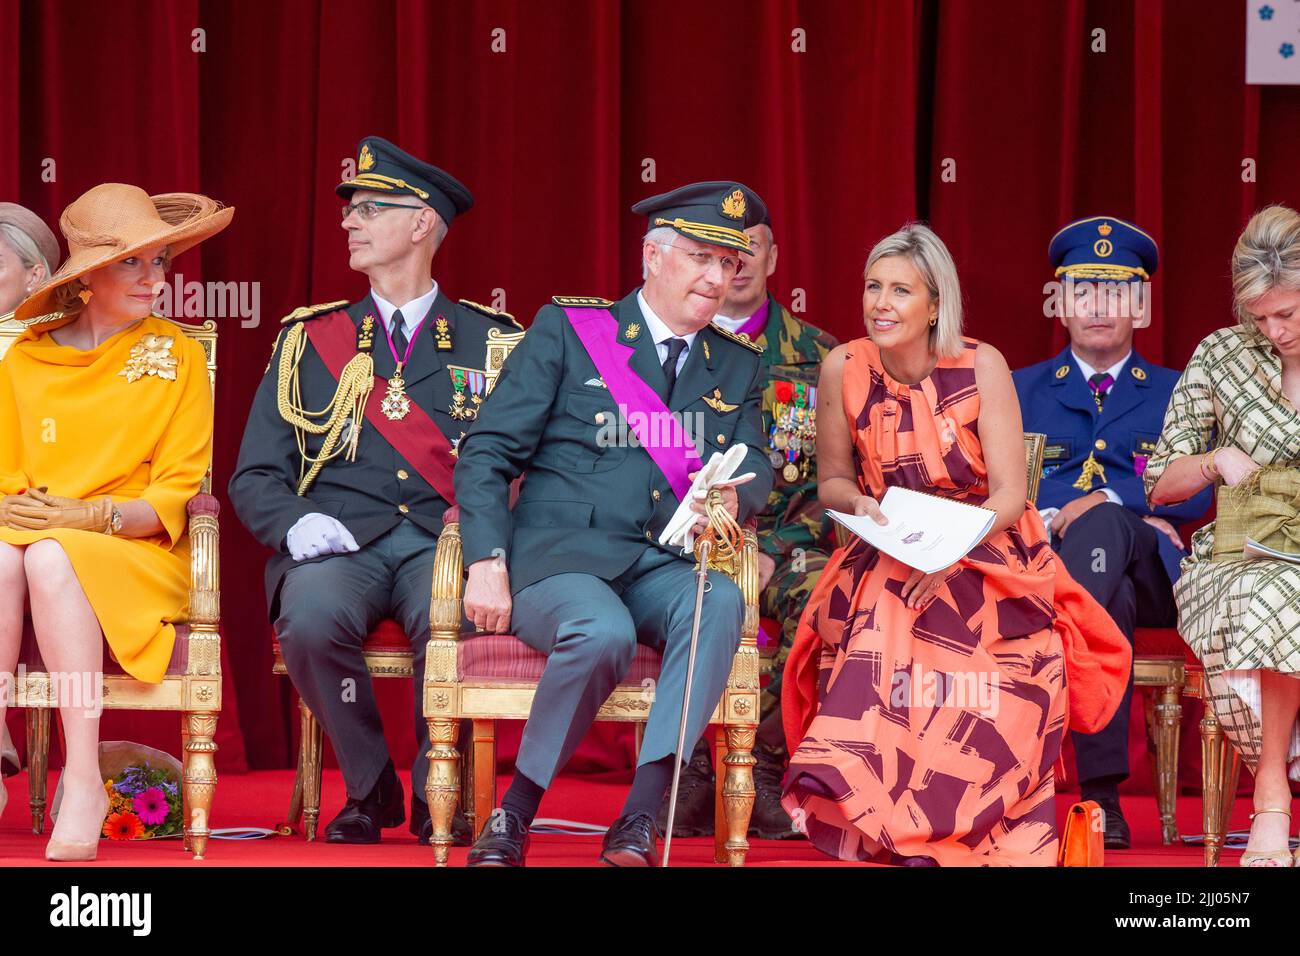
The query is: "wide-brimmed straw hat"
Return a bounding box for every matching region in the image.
[14,182,233,326]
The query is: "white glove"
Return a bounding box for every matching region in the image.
[286,513,359,561]
[659,444,755,553]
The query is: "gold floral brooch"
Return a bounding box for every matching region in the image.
[119,333,178,383]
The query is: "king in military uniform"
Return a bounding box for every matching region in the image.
[228,136,521,845]
[1012,216,1212,848]
[455,182,774,866]
[657,200,838,840]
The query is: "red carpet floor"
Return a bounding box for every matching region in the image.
[0,769,1254,867]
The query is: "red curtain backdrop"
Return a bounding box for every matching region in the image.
[2,0,1298,775]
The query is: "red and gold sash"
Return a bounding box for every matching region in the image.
[305,309,457,504]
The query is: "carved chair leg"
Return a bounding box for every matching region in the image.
[713,725,727,852]
[299,699,323,842]
[25,708,49,834]
[718,722,755,866]
[183,712,218,860]
[472,719,496,841]
[1200,706,1231,868]
[1152,683,1183,845]
[426,715,460,866]
[181,716,193,851]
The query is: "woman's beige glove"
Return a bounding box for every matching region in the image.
[4,488,113,533]
[0,492,40,528]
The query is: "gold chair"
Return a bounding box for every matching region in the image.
[0,315,223,859]
[422,516,761,867]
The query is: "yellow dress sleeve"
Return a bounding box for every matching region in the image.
[0,356,28,495]
[138,336,214,547]
[1143,333,1216,503]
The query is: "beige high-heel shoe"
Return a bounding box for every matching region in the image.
[1241,808,1293,867]
[45,789,109,862]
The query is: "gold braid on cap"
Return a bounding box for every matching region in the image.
[653,217,750,251]
[275,322,375,495]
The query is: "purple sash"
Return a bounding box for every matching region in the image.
[561,306,702,502]
[736,303,768,341]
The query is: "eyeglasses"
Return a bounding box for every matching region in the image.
[662,242,741,277]
[341,200,425,221]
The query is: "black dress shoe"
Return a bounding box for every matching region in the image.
[656,741,714,837]
[410,797,472,847]
[467,808,530,867]
[1095,798,1131,850]
[601,810,659,867]
[324,765,405,844]
[750,744,799,839]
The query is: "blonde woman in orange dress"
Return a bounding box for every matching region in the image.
[0,183,230,860]
[780,223,1126,866]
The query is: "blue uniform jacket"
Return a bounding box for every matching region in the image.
[1012,346,1212,583]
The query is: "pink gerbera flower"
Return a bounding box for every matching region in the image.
[132,787,170,826]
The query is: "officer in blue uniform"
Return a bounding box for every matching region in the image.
[1013,216,1212,848]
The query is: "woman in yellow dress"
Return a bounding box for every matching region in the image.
[0,183,231,859]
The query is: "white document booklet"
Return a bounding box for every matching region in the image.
[1244,537,1300,565]
[826,486,997,574]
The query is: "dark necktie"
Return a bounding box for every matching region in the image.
[1088,371,1114,412]
[391,309,408,358]
[661,337,687,396]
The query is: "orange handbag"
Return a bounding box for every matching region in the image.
[1058,800,1106,867]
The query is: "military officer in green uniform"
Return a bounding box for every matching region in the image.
[228,136,520,845]
[456,182,774,866]
[658,203,838,840]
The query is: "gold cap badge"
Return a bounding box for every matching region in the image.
[358,143,376,172]
[720,189,746,221]
[1097,222,1112,236]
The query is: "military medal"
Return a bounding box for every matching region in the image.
[448,365,487,421]
[380,312,426,421]
[768,380,818,483]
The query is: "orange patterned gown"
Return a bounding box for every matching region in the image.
[780,337,1067,866]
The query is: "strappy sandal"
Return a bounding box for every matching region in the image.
[1241,808,1293,867]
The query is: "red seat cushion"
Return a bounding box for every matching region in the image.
[457,632,663,684]
[1134,626,1200,667]
[20,615,190,677]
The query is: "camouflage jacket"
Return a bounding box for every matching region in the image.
[748,294,838,561]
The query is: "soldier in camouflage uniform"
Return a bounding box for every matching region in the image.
[658,209,838,839]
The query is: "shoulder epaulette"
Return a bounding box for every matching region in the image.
[279,299,350,326]
[552,295,614,308]
[459,298,522,330]
[708,323,763,353]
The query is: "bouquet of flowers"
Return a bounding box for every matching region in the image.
[102,763,183,840]
[50,741,185,841]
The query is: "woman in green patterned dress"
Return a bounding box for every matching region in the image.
[1145,205,1300,867]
